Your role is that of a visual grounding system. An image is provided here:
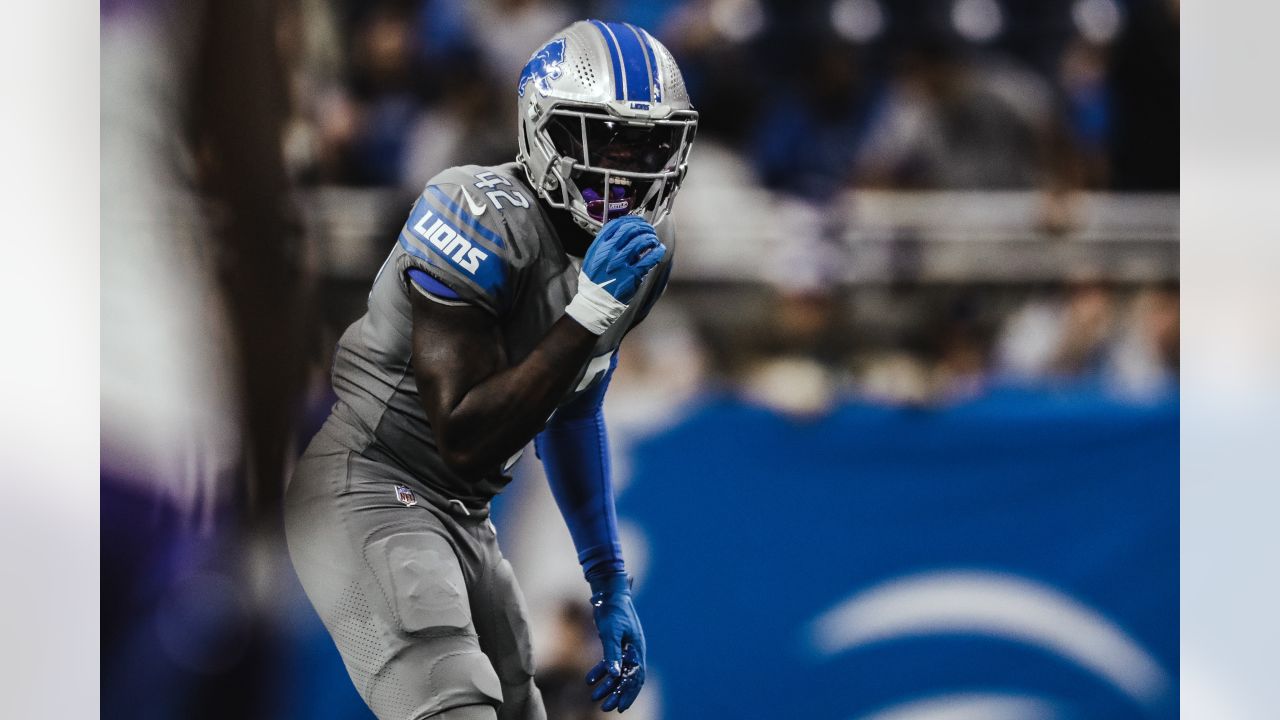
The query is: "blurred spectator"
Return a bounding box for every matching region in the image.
[853,293,992,406]
[752,39,876,200]
[857,351,936,406]
[608,300,709,434]
[1050,279,1117,376]
[345,5,420,185]
[535,600,607,720]
[412,0,478,70]
[740,278,851,417]
[659,0,770,151]
[401,58,513,188]
[740,205,854,416]
[463,0,573,89]
[278,0,347,183]
[855,42,1065,190]
[994,279,1177,401]
[996,279,1117,380]
[930,297,992,400]
[1058,37,1112,187]
[1105,284,1180,400]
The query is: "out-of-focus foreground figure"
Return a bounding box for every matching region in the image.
[102,0,316,717]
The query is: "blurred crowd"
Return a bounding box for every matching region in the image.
[280,0,1178,194]
[600,278,1179,428]
[287,0,1180,413]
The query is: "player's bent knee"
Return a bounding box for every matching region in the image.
[423,704,498,720]
[424,646,503,707]
[365,633,503,720]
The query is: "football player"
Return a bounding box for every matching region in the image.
[284,20,697,720]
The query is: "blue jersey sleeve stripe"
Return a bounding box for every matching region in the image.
[606,21,651,103]
[425,186,506,249]
[633,25,662,102]
[590,19,626,101]
[621,23,657,103]
[399,217,505,299]
[406,267,463,300]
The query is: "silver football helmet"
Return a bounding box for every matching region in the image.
[516,20,698,234]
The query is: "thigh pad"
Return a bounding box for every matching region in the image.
[365,531,472,636]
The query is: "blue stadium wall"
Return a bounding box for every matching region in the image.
[619,386,1178,719]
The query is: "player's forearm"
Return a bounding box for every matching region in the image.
[435,316,597,476]
[535,352,624,581]
[538,411,626,583]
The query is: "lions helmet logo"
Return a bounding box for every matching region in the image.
[518,38,566,98]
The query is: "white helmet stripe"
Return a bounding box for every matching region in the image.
[637,27,663,102]
[590,19,654,103]
[589,20,627,101]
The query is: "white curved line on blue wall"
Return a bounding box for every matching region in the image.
[854,691,1063,720]
[808,570,1170,707]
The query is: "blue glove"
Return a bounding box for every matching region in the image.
[583,216,665,304]
[585,574,646,713]
[566,216,666,334]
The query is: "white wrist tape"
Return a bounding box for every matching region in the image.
[565,271,627,335]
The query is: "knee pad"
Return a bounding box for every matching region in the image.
[427,704,498,720]
[368,636,503,720]
[423,643,504,709]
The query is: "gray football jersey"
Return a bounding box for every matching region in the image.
[325,162,674,505]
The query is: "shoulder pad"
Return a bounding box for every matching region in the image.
[430,165,537,229]
[396,166,542,315]
[395,165,536,315]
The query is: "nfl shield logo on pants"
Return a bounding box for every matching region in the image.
[394,485,417,507]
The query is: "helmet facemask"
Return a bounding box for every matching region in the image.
[526,104,697,234]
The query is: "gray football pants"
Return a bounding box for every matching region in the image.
[284,426,546,720]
